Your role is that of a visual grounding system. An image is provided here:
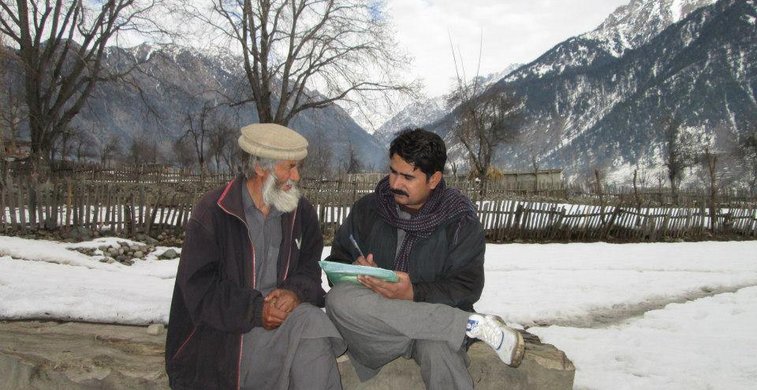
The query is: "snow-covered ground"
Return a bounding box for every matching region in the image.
[1,235,755,389]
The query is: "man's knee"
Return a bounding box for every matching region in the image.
[288,303,327,326]
[296,337,333,360]
[325,283,365,319]
[413,340,472,389]
[414,340,454,363]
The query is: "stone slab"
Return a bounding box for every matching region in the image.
[0,321,574,389]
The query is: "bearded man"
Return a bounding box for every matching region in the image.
[166,123,345,389]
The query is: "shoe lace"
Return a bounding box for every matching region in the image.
[478,320,504,350]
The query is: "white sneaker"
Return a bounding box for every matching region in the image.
[466,314,525,367]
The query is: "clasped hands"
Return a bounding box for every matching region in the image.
[262,288,300,330]
[354,253,414,301]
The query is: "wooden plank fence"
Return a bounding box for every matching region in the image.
[1,177,755,241]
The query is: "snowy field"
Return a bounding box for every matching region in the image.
[0,235,755,389]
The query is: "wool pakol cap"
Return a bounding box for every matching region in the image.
[238,123,308,161]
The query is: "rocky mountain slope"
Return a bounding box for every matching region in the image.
[5,43,388,171]
[428,0,755,184]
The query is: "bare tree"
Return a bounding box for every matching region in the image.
[632,168,643,226]
[100,134,122,168]
[0,38,25,160]
[446,35,522,195]
[735,126,757,196]
[593,168,607,224]
[181,103,214,173]
[0,0,164,164]
[72,130,96,162]
[301,126,333,179]
[700,145,721,233]
[342,142,361,174]
[173,136,196,170]
[190,0,414,126]
[448,89,521,196]
[51,124,79,162]
[208,123,237,173]
[127,134,160,167]
[662,117,698,204]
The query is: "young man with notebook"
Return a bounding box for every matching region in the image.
[324,128,525,390]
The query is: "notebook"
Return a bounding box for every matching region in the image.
[318,260,399,284]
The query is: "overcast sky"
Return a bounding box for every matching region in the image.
[386,0,630,97]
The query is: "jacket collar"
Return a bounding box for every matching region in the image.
[216,174,248,221]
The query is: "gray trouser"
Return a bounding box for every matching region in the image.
[326,283,473,390]
[241,303,346,390]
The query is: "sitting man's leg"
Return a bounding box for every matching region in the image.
[290,337,343,390]
[241,304,345,390]
[326,283,526,384]
[326,283,470,381]
[413,340,473,390]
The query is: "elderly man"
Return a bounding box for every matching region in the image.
[166,123,345,389]
[325,128,524,390]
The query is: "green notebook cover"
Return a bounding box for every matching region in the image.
[319,260,399,284]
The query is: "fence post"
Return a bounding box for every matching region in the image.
[514,203,524,233]
[603,207,620,240]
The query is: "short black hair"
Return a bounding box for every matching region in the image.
[389,128,447,177]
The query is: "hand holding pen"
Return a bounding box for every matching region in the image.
[349,234,377,267]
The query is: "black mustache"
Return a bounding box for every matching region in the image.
[390,188,409,196]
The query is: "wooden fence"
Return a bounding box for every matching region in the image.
[1,175,754,241]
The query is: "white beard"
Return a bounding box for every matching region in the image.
[262,173,301,213]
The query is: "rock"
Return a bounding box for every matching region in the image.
[0,322,574,390]
[146,324,164,336]
[0,321,168,389]
[160,249,179,260]
[134,251,144,259]
[338,331,575,389]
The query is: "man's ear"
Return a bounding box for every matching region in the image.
[254,163,267,177]
[428,171,443,189]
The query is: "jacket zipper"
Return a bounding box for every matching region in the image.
[171,327,197,361]
[216,179,256,390]
[283,207,297,280]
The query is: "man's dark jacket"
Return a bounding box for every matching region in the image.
[325,192,485,311]
[165,175,325,389]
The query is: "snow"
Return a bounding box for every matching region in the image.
[672,0,685,22]
[1,235,756,389]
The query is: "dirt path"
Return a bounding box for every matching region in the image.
[531,283,757,329]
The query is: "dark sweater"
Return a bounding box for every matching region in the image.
[325,192,485,311]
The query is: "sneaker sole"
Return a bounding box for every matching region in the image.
[510,330,525,367]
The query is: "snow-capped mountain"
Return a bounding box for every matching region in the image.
[373,95,447,146]
[506,0,716,82]
[585,0,717,55]
[431,0,755,184]
[375,64,522,146]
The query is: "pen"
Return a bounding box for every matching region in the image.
[349,234,365,258]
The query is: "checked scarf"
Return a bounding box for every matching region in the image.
[374,176,477,272]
